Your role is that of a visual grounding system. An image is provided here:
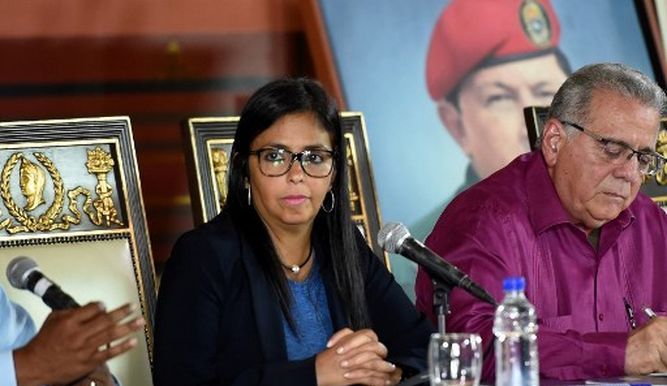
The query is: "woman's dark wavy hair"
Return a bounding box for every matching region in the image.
[224,77,370,329]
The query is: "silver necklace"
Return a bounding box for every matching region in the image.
[281,248,313,274]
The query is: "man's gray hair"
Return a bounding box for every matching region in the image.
[548,63,666,135]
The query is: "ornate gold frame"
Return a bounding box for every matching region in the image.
[645,117,667,207]
[0,117,156,385]
[183,112,389,266]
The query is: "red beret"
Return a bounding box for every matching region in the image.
[426,0,561,100]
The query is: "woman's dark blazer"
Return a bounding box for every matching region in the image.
[153,213,434,386]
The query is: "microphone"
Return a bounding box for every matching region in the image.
[377,222,496,305]
[6,256,80,310]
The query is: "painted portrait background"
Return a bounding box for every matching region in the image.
[319,0,657,298]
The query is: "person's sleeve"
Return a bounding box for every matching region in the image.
[0,351,18,386]
[414,204,627,381]
[226,358,317,386]
[153,231,227,385]
[153,231,318,386]
[358,231,435,376]
[0,285,35,386]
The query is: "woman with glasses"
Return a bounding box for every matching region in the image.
[153,78,433,386]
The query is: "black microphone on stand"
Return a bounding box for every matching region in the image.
[6,256,80,310]
[377,222,496,305]
[378,223,495,386]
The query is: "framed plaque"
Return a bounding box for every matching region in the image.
[0,116,156,385]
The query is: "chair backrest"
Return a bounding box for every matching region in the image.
[523,106,550,151]
[523,106,667,210]
[0,117,156,385]
[643,118,667,209]
[182,112,389,265]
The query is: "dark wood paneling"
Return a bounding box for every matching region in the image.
[0,31,315,268]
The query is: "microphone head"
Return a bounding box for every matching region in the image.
[6,256,38,290]
[377,222,411,254]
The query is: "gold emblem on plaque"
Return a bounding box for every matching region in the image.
[346,140,361,214]
[83,147,123,226]
[344,133,371,240]
[19,157,47,211]
[655,130,667,186]
[211,148,229,207]
[0,147,123,234]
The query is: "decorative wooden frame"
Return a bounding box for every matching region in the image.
[0,117,156,385]
[183,112,389,265]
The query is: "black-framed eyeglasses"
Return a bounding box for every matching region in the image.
[561,120,666,176]
[249,147,336,178]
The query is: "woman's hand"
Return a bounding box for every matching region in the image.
[316,328,401,386]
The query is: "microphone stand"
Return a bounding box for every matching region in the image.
[432,277,453,334]
[396,277,455,386]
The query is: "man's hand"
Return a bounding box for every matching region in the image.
[14,302,145,386]
[316,328,400,386]
[625,316,667,374]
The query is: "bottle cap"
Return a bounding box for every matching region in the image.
[502,276,526,292]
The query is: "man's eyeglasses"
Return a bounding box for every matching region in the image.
[249,147,335,178]
[561,120,665,176]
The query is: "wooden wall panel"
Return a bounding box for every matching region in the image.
[0,1,303,38]
[0,0,320,268]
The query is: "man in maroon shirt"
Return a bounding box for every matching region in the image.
[416,63,667,380]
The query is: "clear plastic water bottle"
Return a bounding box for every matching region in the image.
[493,277,539,386]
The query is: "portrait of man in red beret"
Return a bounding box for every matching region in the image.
[426,0,570,190]
[318,0,658,297]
